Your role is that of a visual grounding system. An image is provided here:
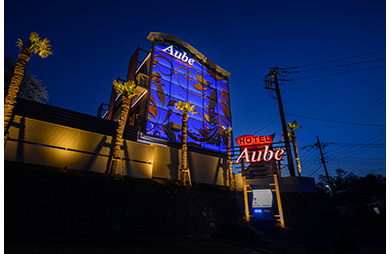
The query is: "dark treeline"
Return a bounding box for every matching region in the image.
[316,169,385,249]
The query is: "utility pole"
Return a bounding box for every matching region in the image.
[316,136,330,184]
[265,67,296,176]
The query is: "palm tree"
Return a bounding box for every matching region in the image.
[4,32,52,141]
[222,126,235,191]
[175,101,195,187]
[109,80,137,177]
[287,120,302,176]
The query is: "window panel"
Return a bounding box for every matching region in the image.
[216,80,229,93]
[191,59,206,73]
[149,90,169,108]
[153,50,173,69]
[187,118,204,144]
[202,72,216,90]
[188,72,206,94]
[217,90,230,107]
[190,106,203,121]
[172,58,190,75]
[187,133,203,148]
[153,64,174,81]
[146,121,168,140]
[171,72,189,89]
[218,103,232,124]
[167,111,183,142]
[188,92,203,107]
[170,84,187,102]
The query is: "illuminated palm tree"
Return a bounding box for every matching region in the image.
[287,120,302,176]
[175,101,195,187]
[4,32,52,141]
[109,80,137,177]
[222,126,235,191]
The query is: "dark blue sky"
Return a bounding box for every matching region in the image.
[4,0,386,179]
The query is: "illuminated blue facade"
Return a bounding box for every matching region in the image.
[146,41,232,153]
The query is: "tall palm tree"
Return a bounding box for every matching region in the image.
[222,126,235,191]
[175,101,195,187]
[287,120,302,176]
[4,32,52,141]
[109,80,137,177]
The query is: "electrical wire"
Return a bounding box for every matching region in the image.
[252,117,279,135]
[285,113,385,127]
[323,132,385,161]
[297,57,386,72]
[307,165,323,176]
[281,49,385,69]
[267,52,385,177]
[331,142,385,146]
[320,93,385,145]
[328,132,385,160]
[291,65,385,80]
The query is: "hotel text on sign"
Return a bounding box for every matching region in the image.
[236,134,275,148]
[234,133,285,164]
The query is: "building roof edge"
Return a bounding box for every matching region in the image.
[147,32,231,78]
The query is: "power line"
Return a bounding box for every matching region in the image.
[253,117,279,135]
[327,131,385,158]
[342,158,385,160]
[320,93,385,145]
[298,57,386,72]
[331,132,385,159]
[301,130,385,173]
[291,65,385,80]
[308,165,323,177]
[327,109,386,156]
[329,109,386,142]
[318,86,384,140]
[285,113,385,127]
[331,142,385,146]
[281,49,385,69]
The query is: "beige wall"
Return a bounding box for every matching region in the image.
[5,115,231,186]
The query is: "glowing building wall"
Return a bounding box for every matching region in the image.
[146,42,232,153]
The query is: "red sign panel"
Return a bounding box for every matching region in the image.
[233,133,285,164]
[235,134,275,148]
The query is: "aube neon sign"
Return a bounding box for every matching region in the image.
[161,45,195,66]
[233,134,286,164]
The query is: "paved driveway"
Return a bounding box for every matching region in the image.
[6,238,274,254]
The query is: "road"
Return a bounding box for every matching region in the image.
[6,238,275,254]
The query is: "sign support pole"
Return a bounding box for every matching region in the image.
[243,175,250,222]
[271,174,285,228]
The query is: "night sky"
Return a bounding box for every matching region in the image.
[4,0,386,179]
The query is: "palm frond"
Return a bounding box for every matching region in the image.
[113,80,137,99]
[222,125,233,134]
[16,32,53,58]
[175,101,195,113]
[287,120,302,132]
[16,38,24,50]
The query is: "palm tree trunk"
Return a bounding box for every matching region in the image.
[227,133,235,191]
[110,96,130,177]
[180,112,188,186]
[4,47,32,139]
[291,133,302,176]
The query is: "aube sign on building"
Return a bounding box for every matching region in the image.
[233,134,286,164]
[161,45,195,66]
